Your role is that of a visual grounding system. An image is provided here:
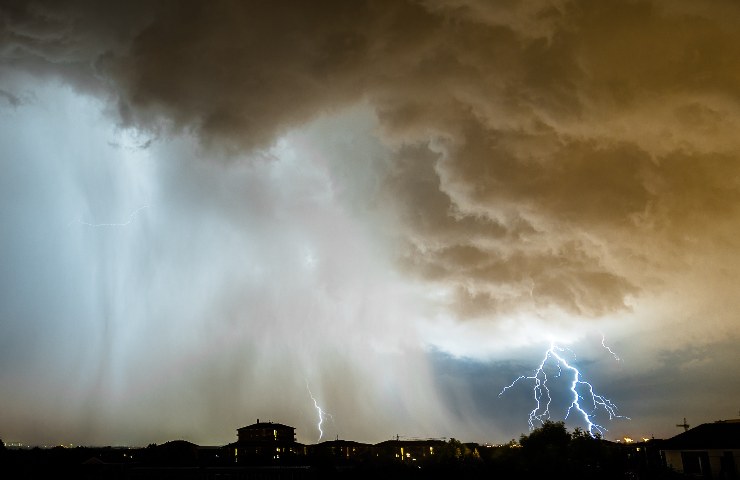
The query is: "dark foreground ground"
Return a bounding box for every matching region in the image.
[0,449,686,480]
[0,421,692,480]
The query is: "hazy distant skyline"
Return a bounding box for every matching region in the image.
[1,0,739,447]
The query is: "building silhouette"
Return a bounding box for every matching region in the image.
[230,420,305,464]
[6,416,739,479]
[660,419,740,477]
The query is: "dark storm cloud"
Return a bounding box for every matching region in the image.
[0,0,151,96]
[379,0,740,319]
[5,0,740,320]
[0,88,22,106]
[400,238,637,317]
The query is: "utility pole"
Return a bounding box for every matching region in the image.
[676,418,689,432]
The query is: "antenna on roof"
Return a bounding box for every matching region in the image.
[676,417,689,432]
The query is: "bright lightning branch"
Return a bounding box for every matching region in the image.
[499,342,629,437]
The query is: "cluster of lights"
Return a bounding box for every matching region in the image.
[617,437,652,444]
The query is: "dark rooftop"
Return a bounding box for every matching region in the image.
[662,419,740,450]
[238,420,295,431]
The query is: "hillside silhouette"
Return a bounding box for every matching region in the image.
[1,420,697,479]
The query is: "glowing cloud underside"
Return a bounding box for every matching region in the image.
[499,342,629,437]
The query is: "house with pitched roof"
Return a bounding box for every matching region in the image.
[661,419,740,478]
[230,419,305,464]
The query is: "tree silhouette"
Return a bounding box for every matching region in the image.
[519,421,571,474]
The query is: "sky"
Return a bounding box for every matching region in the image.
[1,0,739,447]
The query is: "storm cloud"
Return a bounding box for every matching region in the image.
[1,0,739,445]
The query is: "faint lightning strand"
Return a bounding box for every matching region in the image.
[499,342,629,437]
[601,334,621,362]
[70,205,149,228]
[306,383,333,443]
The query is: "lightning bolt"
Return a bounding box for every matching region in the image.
[601,334,621,362]
[70,205,149,228]
[499,342,629,437]
[306,383,333,443]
